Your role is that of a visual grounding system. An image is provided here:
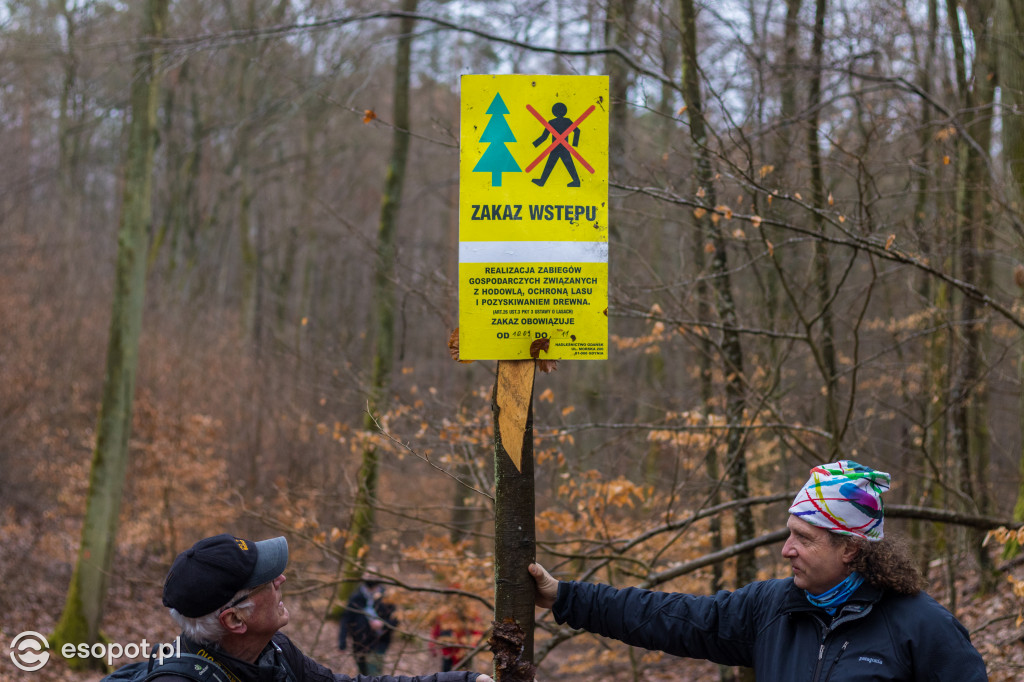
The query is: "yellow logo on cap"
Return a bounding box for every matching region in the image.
[235,538,248,551]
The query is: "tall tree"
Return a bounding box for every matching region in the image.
[680,0,756,622]
[338,0,419,607]
[56,0,81,212]
[806,0,841,453]
[908,0,944,573]
[50,0,169,668]
[491,361,537,681]
[947,0,998,591]
[605,0,636,219]
[996,0,1024,534]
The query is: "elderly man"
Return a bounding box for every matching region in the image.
[156,533,493,682]
[529,461,988,681]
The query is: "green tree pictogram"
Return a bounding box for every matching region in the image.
[473,93,521,187]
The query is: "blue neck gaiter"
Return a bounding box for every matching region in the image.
[805,571,865,615]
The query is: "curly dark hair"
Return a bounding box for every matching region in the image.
[832,534,925,595]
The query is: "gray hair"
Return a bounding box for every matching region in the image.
[168,588,256,645]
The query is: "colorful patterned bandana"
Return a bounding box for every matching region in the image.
[789,461,890,541]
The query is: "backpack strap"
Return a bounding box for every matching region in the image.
[141,652,233,682]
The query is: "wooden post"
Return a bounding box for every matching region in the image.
[490,359,537,681]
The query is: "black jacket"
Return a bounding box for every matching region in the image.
[150,633,482,682]
[552,577,988,681]
[339,585,397,654]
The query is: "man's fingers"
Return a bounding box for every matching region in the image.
[529,562,558,608]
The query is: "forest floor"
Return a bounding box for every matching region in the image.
[2,512,1023,682]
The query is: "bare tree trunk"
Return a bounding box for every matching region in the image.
[56,0,81,220]
[947,0,998,592]
[771,0,802,312]
[679,0,758,672]
[997,0,1024,538]
[806,0,840,453]
[605,0,635,242]
[50,0,168,669]
[491,361,537,682]
[235,0,258,344]
[56,0,85,289]
[233,0,288,483]
[680,0,756,649]
[158,59,203,280]
[906,0,940,568]
[917,5,959,596]
[338,0,418,609]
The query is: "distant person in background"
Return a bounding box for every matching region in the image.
[430,613,461,673]
[339,577,398,675]
[158,533,492,682]
[529,461,988,681]
[430,601,484,672]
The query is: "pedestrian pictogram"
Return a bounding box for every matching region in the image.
[473,93,521,187]
[526,102,595,187]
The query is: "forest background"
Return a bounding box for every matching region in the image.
[3,0,1024,680]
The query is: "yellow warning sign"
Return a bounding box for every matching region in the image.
[459,74,609,360]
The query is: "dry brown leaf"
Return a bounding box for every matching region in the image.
[363,109,377,124]
[537,359,559,373]
[530,337,550,359]
[447,328,474,364]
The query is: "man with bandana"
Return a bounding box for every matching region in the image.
[529,461,988,681]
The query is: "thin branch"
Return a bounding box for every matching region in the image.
[366,406,494,502]
[541,420,833,440]
[130,11,674,90]
[643,529,789,587]
[618,182,1024,331]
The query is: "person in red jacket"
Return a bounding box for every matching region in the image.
[429,601,484,672]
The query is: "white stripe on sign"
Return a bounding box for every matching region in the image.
[460,241,608,263]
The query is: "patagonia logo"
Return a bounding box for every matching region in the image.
[858,656,884,665]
